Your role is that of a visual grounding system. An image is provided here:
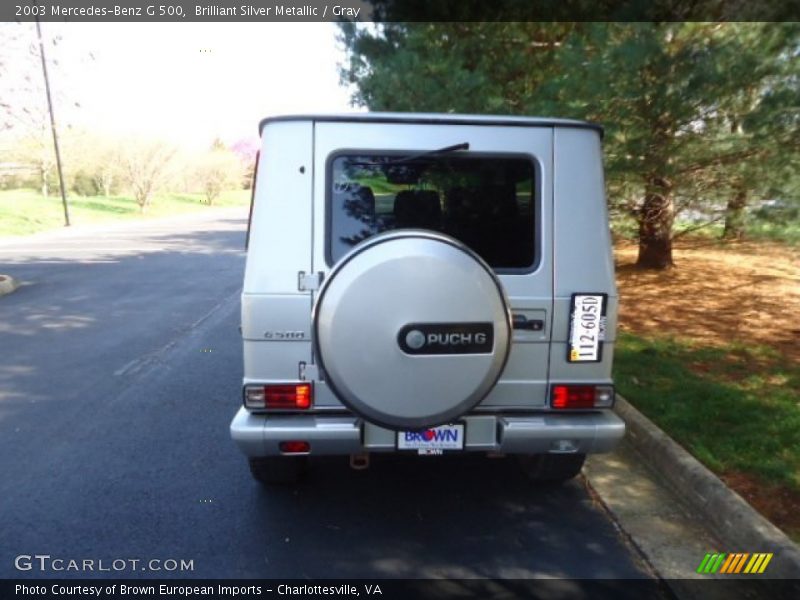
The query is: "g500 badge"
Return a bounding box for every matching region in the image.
[567,293,608,363]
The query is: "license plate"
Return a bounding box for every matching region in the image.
[568,293,607,363]
[397,424,465,454]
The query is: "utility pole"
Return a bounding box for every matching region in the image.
[35,12,70,226]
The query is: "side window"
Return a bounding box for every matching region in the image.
[327,153,537,270]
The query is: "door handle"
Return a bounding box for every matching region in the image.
[512,314,544,331]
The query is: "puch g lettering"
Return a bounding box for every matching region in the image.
[427,332,487,346]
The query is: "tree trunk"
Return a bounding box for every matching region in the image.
[97,172,113,197]
[722,188,747,240]
[41,165,49,198]
[636,178,675,269]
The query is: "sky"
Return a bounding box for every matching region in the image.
[4,22,358,150]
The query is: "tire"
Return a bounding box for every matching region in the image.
[248,456,308,485]
[517,453,586,483]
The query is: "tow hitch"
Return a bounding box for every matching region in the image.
[350,453,370,470]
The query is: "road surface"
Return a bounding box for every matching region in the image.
[0,210,656,581]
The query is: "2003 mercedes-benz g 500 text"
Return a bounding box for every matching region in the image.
[231,113,624,484]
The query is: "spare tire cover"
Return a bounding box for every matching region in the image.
[313,230,512,430]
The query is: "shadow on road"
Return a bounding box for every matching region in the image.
[236,454,651,579]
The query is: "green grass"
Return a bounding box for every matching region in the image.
[614,332,800,491]
[667,218,800,245]
[611,214,800,245]
[0,189,250,237]
[745,220,800,244]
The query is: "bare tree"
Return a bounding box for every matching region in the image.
[194,148,243,205]
[1,22,88,198]
[84,134,122,197]
[2,26,58,197]
[8,124,55,196]
[120,139,176,212]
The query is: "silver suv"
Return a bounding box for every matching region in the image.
[231,113,624,484]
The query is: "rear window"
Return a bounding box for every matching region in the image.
[327,152,537,270]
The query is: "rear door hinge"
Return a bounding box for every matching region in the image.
[298,271,324,292]
[299,361,321,381]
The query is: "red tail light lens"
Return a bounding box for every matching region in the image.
[551,385,614,409]
[244,383,312,410]
[552,385,595,409]
[279,441,310,454]
[266,384,311,409]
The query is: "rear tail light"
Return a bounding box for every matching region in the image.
[244,383,312,410]
[551,384,615,409]
[279,441,311,454]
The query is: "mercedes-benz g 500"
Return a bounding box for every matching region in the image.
[231,113,624,484]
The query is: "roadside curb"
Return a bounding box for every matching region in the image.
[615,395,800,579]
[0,274,18,297]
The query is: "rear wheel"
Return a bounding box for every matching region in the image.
[517,453,585,483]
[248,456,308,485]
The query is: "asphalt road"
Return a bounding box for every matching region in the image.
[0,211,656,581]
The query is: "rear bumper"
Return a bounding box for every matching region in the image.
[230,408,625,457]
